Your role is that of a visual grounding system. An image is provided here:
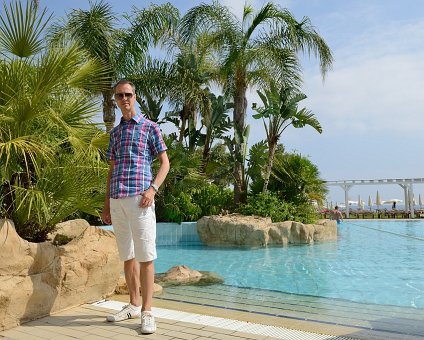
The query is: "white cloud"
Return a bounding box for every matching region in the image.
[303,20,424,135]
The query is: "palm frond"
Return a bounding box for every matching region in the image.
[66,1,116,62]
[0,133,52,179]
[0,0,52,57]
[117,3,179,73]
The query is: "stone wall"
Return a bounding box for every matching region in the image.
[197,214,337,246]
[0,219,121,331]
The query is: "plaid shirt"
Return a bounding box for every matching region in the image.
[107,114,167,199]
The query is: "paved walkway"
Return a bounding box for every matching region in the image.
[1,298,422,340]
[0,300,352,340]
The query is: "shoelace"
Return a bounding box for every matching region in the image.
[142,313,154,327]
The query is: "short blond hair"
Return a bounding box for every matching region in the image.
[113,79,135,93]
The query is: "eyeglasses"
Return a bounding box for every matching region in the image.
[115,92,134,100]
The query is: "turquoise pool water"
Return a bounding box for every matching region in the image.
[155,220,424,309]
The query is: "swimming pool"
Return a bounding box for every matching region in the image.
[155,220,424,309]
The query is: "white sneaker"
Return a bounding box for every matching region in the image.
[141,311,156,334]
[106,304,141,322]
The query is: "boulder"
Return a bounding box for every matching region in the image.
[0,219,120,331]
[196,214,271,246]
[48,219,91,240]
[114,276,163,296]
[197,214,337,246]
[155,265,224,286]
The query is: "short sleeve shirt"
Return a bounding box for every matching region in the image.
[107,114,167,199]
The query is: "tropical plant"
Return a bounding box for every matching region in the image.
[253,82,322,193]
[48,1,117,131]
[223,124,250,202]
[153,136,203,222]
[203,143,233,187]
[49,1,178,132]
[237,191,293,222]
[180,1,333,205]
[0,1,110,241]
[160,25,218,151]
[200,93,232,172]
[246,140,274,193]
[129,57,173,122]
[269,151,328,206]
[238,191,317,224]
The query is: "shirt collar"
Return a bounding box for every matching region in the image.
[120,113,144,125]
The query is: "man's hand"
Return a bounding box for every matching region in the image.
[139,187,156,207]
[102,206,112,225]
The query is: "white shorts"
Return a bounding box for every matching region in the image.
[110,195,157,262]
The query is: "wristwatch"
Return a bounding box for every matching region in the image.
[150,183,159,192]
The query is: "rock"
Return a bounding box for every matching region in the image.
[313,219,338,242]
[196,215,271,246]
[197,214,337,246]
[157,265,202,284]
[195,271,224,286]
[289,221,314,244]
[155,265,224,286]
[114,276,163,296]
[0,219,120,331]
[48,219,90,241]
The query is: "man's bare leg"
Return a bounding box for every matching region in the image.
[124,258,141,307]
[140,260,154,311]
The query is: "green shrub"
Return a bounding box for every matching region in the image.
[191,184,233,216]
[161,192,202,223]
[158,184,234,223]
[238,192,317,224]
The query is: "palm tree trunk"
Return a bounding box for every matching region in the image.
[200,129,212,173]
[233,85,247,206]
[262,140,277,193]
[178,104,193,144]
[103,91,116,133]
[178,117,187,143]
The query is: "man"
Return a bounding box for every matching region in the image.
[330,206,343,224]
[102,79,169,334]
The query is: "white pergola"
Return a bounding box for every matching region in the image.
[325,178,424,218]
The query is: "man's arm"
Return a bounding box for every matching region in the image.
[152,150,170,188]
[140,150,170,208]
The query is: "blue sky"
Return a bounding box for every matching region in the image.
[37,0,424,205]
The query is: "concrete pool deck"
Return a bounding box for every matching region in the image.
[1,295,422,340]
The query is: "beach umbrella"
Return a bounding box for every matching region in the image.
[382,199,403,205]
[382,198,403,209]
[368,195,373,210]
[376,191,382,209]
[419,194,422,209]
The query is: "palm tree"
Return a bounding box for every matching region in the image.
[162,28,217,150]
[270,151,328,206]
[200,93,232,172]
[49,1,178,132]
[128,57,173,123]
[0,1,111,241]
[180,1,333,205]
[49,1,117,131]
[253,83,322,193]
